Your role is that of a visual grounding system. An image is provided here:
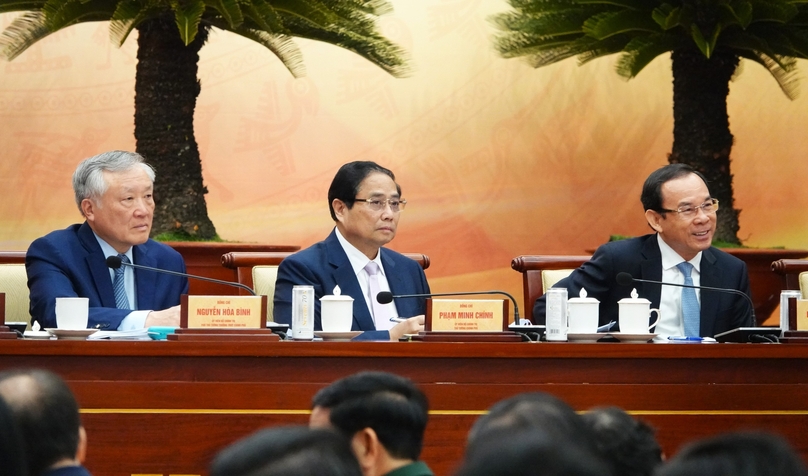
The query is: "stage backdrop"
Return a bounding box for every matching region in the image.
[1,0,807,316]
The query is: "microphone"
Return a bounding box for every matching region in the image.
[105,256,256,296]
[376,290,522,327]
[615,271,755,322]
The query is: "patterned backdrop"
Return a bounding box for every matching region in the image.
[1,0,807,307]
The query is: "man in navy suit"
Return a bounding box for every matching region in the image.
[26,151,188,330]
[0,369,93,476]
[274,161,429,341]
[534,164,753,338]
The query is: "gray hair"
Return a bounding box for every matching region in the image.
[73,150,155,215]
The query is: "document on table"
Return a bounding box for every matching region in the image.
[87,329,151,341]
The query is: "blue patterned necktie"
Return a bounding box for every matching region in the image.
[113,254,131,310]
[676,262,699,337]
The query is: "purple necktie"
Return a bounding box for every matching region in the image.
[365,261,391,330]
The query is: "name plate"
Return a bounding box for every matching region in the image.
[425,299,508,332]
[797,299,808,330]
[181,295,267,329]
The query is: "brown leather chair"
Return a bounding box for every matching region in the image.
[772,259,808,298]
[0,251,26,264]
[510,255,590,323]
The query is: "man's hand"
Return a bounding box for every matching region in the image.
[388,315,425,341]
[144,305,181,328]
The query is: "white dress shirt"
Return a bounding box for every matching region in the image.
[654,234,702,338]
[93,234,151,331]
[334,227,399,330]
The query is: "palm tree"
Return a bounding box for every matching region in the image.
[0,0,408,239]
[491,0,808,244]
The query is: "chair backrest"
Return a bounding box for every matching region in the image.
[222,251,432,320]
[253,266,280,321]
[511,255,591,323]
[0,264,30,328]
[771,259,808,296]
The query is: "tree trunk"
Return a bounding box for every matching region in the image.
[134,15,217,239]
[669,47,740,244]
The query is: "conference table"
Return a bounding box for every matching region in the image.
[1,339,807,476]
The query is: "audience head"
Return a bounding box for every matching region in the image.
[210,426,362,476]
[641,163,716,261]
[310,371,429,476]
[655,431,808,476]
[73,150,156,253]
[582,406,662,476]
[0,396,27,476]
[0,369,86,476]
[467,392,597,457]
[327,162,403,258]
[455,427,611,476]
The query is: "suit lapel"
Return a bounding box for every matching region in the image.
[640,237,663,309]
[698,249,720,335]
[325,232,375,330]
[78,223,118,308]
[133,242,158,311]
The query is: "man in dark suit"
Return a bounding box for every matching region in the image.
[274,161,429,341]
[0,369,93,476]
[26,151,188,330]
[534,164,753,338]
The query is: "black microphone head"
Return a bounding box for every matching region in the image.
[106,256,123,269]
[616,272,634,287]
[376,291,394,304]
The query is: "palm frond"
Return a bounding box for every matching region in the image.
[575,34,631,64]
[212,0,243,28]
[174,0,206,45]
[0,11,51,60]
[241,0,284,33]
[280,13,409,77]
[109,0,150,46]
[0,0,48,14]
[42,0,116,30]
[616,33,682,77]
[206,17,305,77]
[582,10,660,40]
[268,0,340,29]
[736,50,800,99]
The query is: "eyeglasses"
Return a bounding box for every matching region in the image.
[354,197,407,212]
[659,198,719,218]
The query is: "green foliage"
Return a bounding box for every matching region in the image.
[0,0,410,78]
[153,230,226,242]
[490,0,808,97]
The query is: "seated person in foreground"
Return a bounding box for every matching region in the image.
[655,431,808,476]
[582,406,663,476]
[534,164,753,338]
[210,426,362,476]
[26,150,188,330]
[310,371,434,476]
[274,161,430,341]
[0,369,92,476]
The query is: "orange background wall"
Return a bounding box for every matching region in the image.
[1,0,807,309]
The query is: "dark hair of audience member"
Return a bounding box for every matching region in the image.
[210,426,362,476]
[310,371,429,461]
[327,161,400,221]
[466,392,599,458]
[655,431,808,476]
[0,396,27,476]
[0,369,81,476]
[455,427,611,476]
[582,406,662,476]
